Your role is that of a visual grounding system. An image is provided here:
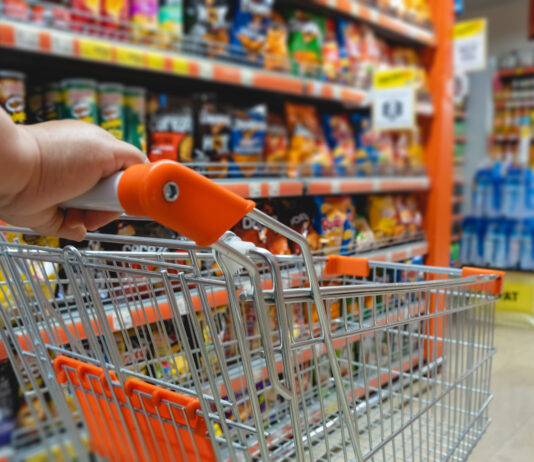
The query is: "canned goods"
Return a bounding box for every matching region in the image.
[124,86,147,152]
[44,82,64,121]
[62,78,98,124]
[28,86,45,124]
[98,82,125,140]
[0,70,26,124]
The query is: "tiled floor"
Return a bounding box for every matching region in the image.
[469,324,534,462]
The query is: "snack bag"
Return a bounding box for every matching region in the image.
[287,9,323,78]
[286,103,332,177]
[149,94,194,163]
[322,113,356,176]
[188,0,231,57]
[229,104,267,178]
[351,113,378,175]
[158,0,183,46]
[263,112,288,169]
[368,195,403,240]
[102,0,129,34]
[354,216,375,251]
[337,20,372,88]
[313,196,355,255]
[130,0,158,40]
[71,0,100,34]
[259,202,291,255]
[264,11,290,72]
[396,195,422,238]
[197,97,232,177]
[377,132,395,173]
[322,18,340,83]
[232,214,263,248]
[280,199,321,255]
[230,0,273,63]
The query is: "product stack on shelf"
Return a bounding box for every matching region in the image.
[0,0,456,460]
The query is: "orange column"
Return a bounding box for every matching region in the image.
[424,0,454,268]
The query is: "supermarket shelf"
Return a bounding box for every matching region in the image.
[498,67,534,79]
[0,240,428,361]
[314,0,436,46]
[303,176,430,195]
[0,18,368,106]
[216,179,304,198]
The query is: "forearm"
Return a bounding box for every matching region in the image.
[0,108,38,208]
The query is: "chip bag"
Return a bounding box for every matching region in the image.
[351,113,378,175]
[264,11,290,72]
[322,113,356,176]
[313,196,355,255]
[263,112,288,170]
[258,202,291,255]
[322,18,341,83]
[188,0,231,57]
[368,195,404,240]
[286,103,332,177]
[229,104,267,178]
[287,9,323,78]
[280,199,321,255]
[354,216,375,252]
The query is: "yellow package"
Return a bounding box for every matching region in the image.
[368,195,404,240]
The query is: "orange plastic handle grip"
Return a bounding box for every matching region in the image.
[117,161,255,247]
[461,267,506,295]
[324,255,370,277]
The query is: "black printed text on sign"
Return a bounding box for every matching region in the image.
[454,19,487,74]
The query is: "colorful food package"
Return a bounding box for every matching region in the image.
[3,0,30,20]
[351,113,378,175]
[98,82,125,140]
[322,18,341,83]
[405,0,433,27]
[264,11,289,72]
[285,103,333,177]
[368,195,404,240]
[259,202,291,255]
[336,20,371,88]
[158,0,183,45]
[280,199,321,255]
[61,78,98,124]
[32,1,70,29]
[230,0,273,62]
[124,86,147,153]
[287,9,323,78]
[313,196,355,255]
[149,94,194,163]
[71,0,100,34]
[44,82,64,121]
[0,70,26,124]
[102,0,129,31]
[228,104,267,178]
[354,216,375,252]
[196,96,232,176]
[130,0,158,40]
[263,112,288,169]
[187,0,231,57]
[322,113,356,176]
[396,194,422,238]
[27,86,44,124]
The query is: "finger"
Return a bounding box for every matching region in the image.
[102,139,147,178]
[55,209,87,241]
[83,211,121,231]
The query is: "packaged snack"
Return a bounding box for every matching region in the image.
[62,78,98,124]
[281,198,321,254]
[287,10,323,78]
[313,196,355,255]
[158,0,183,45]
[197,97,232,176]
[230,0,273,62]
[259,202,291,255]
[130,0,158,39]
[0,70,26,124]
[3,0,29,20]
[32,1,70,29]
[124,86,147,152]
[233,214,263,247]
[71,0,100,34]
[285,103,332,177]
[264,11,289,72]
[188,0,231,57]
[354,216,375,251]
[44,82,64,121]
[368,195,404,240]
[102,0,129,31]
[28,86,44,124]
[322,18,340,83]
[263,112,288,169]
[98,82,125,140]
[229,104,267,178]
[149,94,194,163]
[322,113,356,176]
[351,113,378,174]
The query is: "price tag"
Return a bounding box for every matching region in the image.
[172,57,189,75]
[111,309,134,331]
[51,32,73,56]
[79,38,112,62]
[268,181,280,197]
[497,274,534,315]
[15,24,39,50]
[372,67,416,131]
[454,19,487,73]
[147,52,165,71]
[116,46,145,68]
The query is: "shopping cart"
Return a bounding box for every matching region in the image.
[0,161,503,461]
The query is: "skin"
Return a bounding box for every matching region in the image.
[0,108,146,241]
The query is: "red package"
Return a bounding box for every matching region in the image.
[3,0,29,20]
[71,0,101,34]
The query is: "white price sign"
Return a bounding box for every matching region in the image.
[454,19,487,73]
[372,68,416,131]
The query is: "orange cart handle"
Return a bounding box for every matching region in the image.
[461,267,506,295]
[324,255,371,278]
[60,160,255,247]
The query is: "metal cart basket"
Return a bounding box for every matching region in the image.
[0,161,503,461]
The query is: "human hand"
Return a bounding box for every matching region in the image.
[0,110,146,240]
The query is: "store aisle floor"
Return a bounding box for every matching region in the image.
[469,324,534,462]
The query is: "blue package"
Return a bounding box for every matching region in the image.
[351,113,378,175]
[524,168,534,218]
[507,219,521,268]
[520,219,534,270]
[322,112,356,176]
[228,104,267,178]
[502,165,525,219]
[313,196,355,255]
[460,217,476,265]
[230,0,273,62]
[483,219,508,268]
